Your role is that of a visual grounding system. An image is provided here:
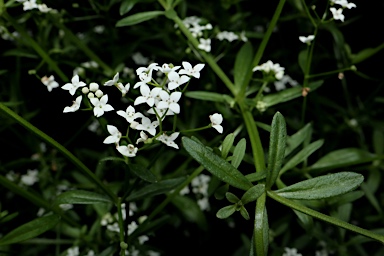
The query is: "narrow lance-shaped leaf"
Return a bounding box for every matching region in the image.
[128,163,158,183]
[234,42,253,93]
[267,112,287,189]
[231,138,246,169]
[182,137,253,191]
[275,172,364,200]
[116,11,165,27]
[221,133,235,159]
[0,214,60,246]
[241,184,265,205]
[52,190,112,206]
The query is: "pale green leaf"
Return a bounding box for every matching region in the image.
[231,138,246,169]
[234,42,253,93]
[53,190,112,206]
[116,11,164,27]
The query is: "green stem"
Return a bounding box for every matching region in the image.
[179,125,211,133]
[49,15,114,76]
[254,192,267,255]
[116,198,126,256]
[0,103,117,203]
[267,191,384,243]
[306,67,352,79]
[254,82,268,102]
[2,11,68,82]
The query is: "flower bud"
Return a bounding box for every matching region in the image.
[89,82,99,92]
[95,89,103,98]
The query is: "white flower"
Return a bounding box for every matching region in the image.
[216,31,239,42]
[41,75,59,92]
[117,144,138,157]
[332,0,356,9]
[90,95,114,117]
[160,63,180,73]
[134,85,162,107]
[103,125,122,144]
[178,62,205,79]
[106,222,120,233]
[66,246,80,256]
[282,247,302,256]
[133,72,152,89]
[167,71,190,90]
[299,35,315,44]
[274,75,298,91]
[136,131,148,144]
[240,31,248,42]
[209,113,223,133]
[252,60,285,80]
[179,185,190,195]
[135,117,159,136]
[20,169,39,186]
[37,4,52,13]
[197,197,210,211]
[104,72,119,86]
[198,38,211,52]
[136,63,160,76]
[330,7,345,22]
[256,101,267,112]
[117,82,130,96]
[23,0,37,11]
[156,132,179,149]
[63,96,82,113]
[138,235,149,244]
[157,91,182,114]
[191,174,211,196]
[61,75,86,95]
[127,221,138,235]
[117,105,144,123]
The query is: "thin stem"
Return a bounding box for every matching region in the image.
[306,67,352,79]
[267,191,384,243]
[116,198,126,256]
[254,192,267,255]
[179,124,211,133]
[254,81,269,102]
[0,103,118,203]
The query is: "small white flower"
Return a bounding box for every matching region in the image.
[216,31,239,42]
[167,71,190,90]
[106,222,120,233]
[127,221,138,235]
[191,174,211,196]
[41,75,59,92]
[88,92,95,99]
[198,38,211,52]
[135,117,159,136]
[37,4,52,13]
[252,60,285,80]
[133,72,152,89]
[23,0,37,11]
[299,35,315,44]
[61,75,86,95]
[157,91,182,114]
[178,62,205,79]
[332,0,356,9]
[103,125,121,144]
[117,144,138,157]
[209,113,223,133]
[117,105,144,123]
[117,82,130,96]
[138,235,149,244]
[282,247,302,256]
[20,169,39,186]
[197,197,210,211]
[160,63,180,73]
[63,96,82,113]
[330,7,345,22]
[104,72,119,86]
[136,63,160,76]
[134,85,162,107]
[136,131,149,144]
[156,132,179,149]
[179,185,190,195]
[90,95,114,117]
[66,246,80,256]
[256,101,267,112]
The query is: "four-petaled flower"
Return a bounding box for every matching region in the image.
[156,132,179,149]
[209,113,223,133]
[41,75,59,92]
[134,85,162,107]
[62,75,86,95]
[135,117,159,136]
[198,38,211,52]
[103,125,121,144]
[167,71,190,90]
[330,7,345,22]
[179,62,205,79]
[117,144,138,157]
[117,82,130,96]
[117,105,144,123]
[299,35,315,44]
[63,96,82,113]
[90,95,114,117]
[157,91,182,114]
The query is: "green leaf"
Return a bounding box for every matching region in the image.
[266,112,287,189]
[280,139,324,176]
[241,184,265,205]
[125,177,186,201]
[309,148,377,173]
[216,205,236,219]
[0,214,60,245]
[221,133,235,159]
[298,48,308,74]
[285,123,312,157]
[262,80,323,108]
[127,163,158,183]
[214,183,229,200]
[182,137,253,191]
[172,195,207,230]
[119,0,140,15]
[184,91,234,105]
[53,190,112,206]
[234,42,253,93]
[245,171,267,183]
[350,43,384,64]
[226,192,240,203]
[275,172,364,200]
[231,138,246,169]
[240,206,250,220]
[116,11,164,27]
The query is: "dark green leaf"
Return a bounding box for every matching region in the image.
[275,172,364,200]
[350,43,384,64]
[234,42,253,93]
[185,91,234,105]
[241,184,265,205]
[125,177,186,201]
[182,137,253,191]
[119,0,140,15]
[221,133,235,159]
[216,205,236,219]
[280,139,324,175]
[53,190,112,206]
[128,163,158,183]
[232,138,246,169]
[309,148,377,173]
[116,11,164,27]
[214,183,229,200]
[267,112,287,189]
[298,49,308,74]
[226,192,240,203]
[0,214,60,246]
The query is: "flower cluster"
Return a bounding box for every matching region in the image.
[329,0,356,22]
[16,0,56,13]
[252,60,285,80]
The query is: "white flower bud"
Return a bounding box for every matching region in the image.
[89,82,99,92]
[88,92,95,99]
[82,87,89,94]
[95,89,103,98]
